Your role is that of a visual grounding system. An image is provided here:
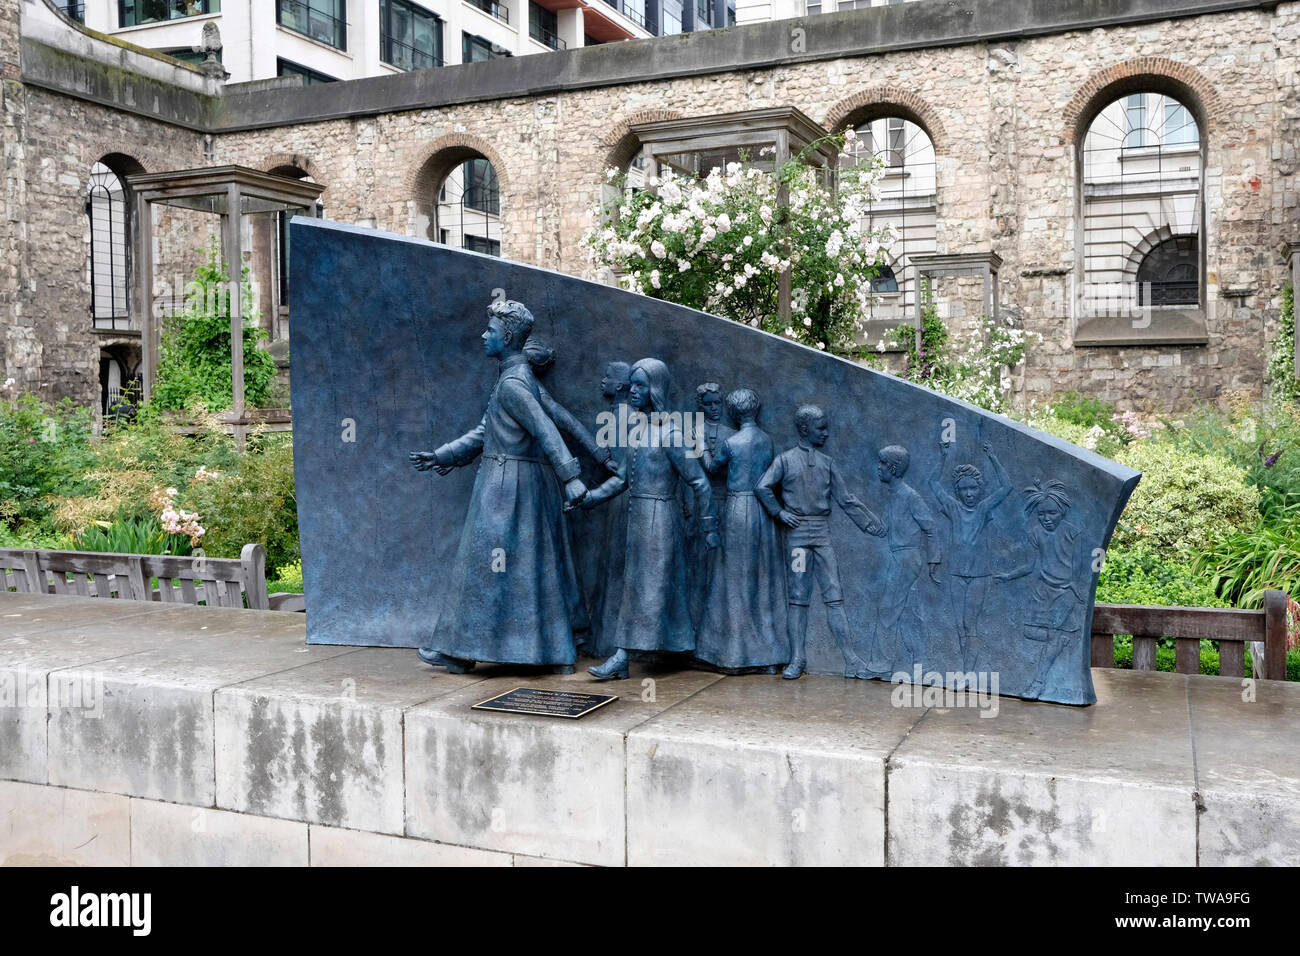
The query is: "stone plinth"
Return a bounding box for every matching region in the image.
[2,593,1296,867]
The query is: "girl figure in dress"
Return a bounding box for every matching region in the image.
[582,358,719,681]
[694,388,788,673]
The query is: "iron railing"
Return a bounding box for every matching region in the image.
[466,0,510,24]
[529,24,565,49]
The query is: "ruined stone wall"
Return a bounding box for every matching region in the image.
[12,82,204,402]
[10,0,1299,411]
[205,5,1297,412]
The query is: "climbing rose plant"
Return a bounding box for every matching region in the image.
[579,131,894,353]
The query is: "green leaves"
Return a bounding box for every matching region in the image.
[153,237,279,412]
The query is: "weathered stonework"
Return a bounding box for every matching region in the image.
[5,0,1299,412]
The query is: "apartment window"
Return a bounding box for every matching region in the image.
[277,0,347,50]
[871,264,899,294]
[1124,93,1147,149]
[661,0,682,33]
[277,58,339,84]
[1163,100,1199,147]
[464,235,501,257]
[382,0,443,70]
[119,0,219,27]
[696,0,711,26]
[465,0,510,24]
[1136,236,1199,307]
[56,2,86,22]
[462,32,512,62]
[529,2,563,49]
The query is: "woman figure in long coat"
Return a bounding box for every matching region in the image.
[582,358,718,680]
[409,300,589,672]
[694,387,788,672]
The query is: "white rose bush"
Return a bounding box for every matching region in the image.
[579,131,893,353]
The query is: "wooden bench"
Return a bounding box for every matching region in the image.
[1091,589,1290,681]
[0,544,271,611]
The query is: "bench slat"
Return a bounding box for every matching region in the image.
[1132,636,1158,671]
[1175,637,1200,675]
[1093,603,1264,643]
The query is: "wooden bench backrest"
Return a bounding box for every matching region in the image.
[0,545,269,610]
[1091,590,1288,681]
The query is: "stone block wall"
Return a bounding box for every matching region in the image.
[5,0,1299,412]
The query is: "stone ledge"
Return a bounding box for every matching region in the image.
[2,593,1297,866]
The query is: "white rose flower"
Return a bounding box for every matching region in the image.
[651,240,667,259]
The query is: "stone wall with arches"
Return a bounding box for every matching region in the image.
[7,0,1300,411]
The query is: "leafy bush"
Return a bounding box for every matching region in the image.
[1096,548,1228,609]
[1023,413,1122,459]
[1112,441,1261,561]
[1193,502,1300,609]
[70,510,192,556]
[268,559,303,593]
[184,436,298,571]
[1052,390,1117,433]
[581,131,889,352]
[0,392,96,533]
[1164,398,1300,512]
[1267,284,1297,404]
[153,239,278,411]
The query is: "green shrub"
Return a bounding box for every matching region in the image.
[69,510,192,556]
[184,436,298,571]
[1267,284,1297,404]
[1052,390,1117,432]
[1024,412,1122,458]
[153,239,278,412]
[1113,441,1261,561]
[0,393,96,534]
[268,558,303,593]
[1097,548,1228,609]
[1193,503,1300,608]
[1164,399,1300,512]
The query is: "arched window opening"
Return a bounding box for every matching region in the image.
[871,263,900,294]
[437,157,501,257]
[1082,91,1203,317]
[1137,235,1198,306]
[848,115,937,328]
[87,162,131,331]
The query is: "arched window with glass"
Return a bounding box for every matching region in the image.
[87,161,132,332]
[1080,90,1204,335]
[847,115,938,331]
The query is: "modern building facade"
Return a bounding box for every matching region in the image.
[51,0,746,84]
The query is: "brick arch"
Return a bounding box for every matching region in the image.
[600,109,684,171]
[261,152,323,183]
[404,132,511,206]
[823,88,948,154]
[1063,57,1226,144]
